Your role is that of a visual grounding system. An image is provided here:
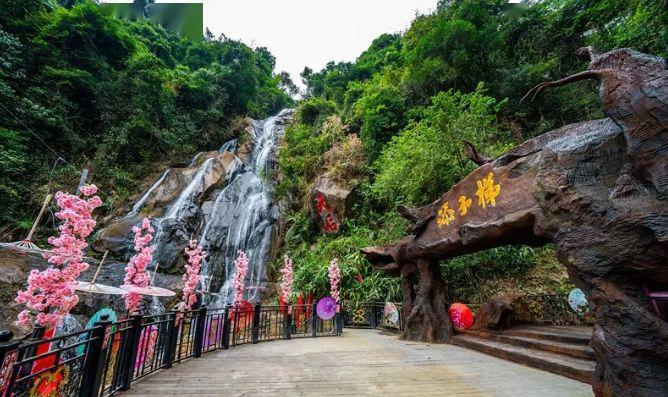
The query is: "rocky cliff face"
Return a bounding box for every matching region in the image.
[1,110,293,333]
[94,109,293,307]
[93,150,241,274]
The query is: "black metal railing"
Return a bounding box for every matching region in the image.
[342,302,404,333]
[342,293,586,335]
[0,303,343,397]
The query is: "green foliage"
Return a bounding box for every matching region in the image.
[0,0,292,237]
[283,209,405,303]
[276,114,346,204]
[277,0,667,304]
[371,84,509,206]
[351,83,406,160]
[440,246,536,302]
[294,97,338,126]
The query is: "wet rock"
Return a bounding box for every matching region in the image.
[93,151,241,273]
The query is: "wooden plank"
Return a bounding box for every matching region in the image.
[121,329,594,397]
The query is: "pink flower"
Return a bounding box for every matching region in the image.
[328,258,341,302]
[124,218,154,314]
[14,185,102,328]
[280,255,293,304]
[179,240,206,313]
[232,251,249,306]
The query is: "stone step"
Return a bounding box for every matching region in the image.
[450,334,595,384]
[501,325,592,345]
[462,329,596,360]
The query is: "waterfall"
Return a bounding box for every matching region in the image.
[201,110,292,307]
[147,296,165,315]
[99,109,293,309]
[165,157,215,220]
[219,139,237,154]
[126,169,171,218]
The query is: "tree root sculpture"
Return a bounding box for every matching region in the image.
[362,48,668,396]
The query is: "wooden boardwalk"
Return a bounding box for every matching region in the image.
[122,329,594,397]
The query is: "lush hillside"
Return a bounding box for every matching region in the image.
[0,0,293,240]
[276,0,667,303]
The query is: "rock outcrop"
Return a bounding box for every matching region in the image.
[471,296,535,330]
[310,174,355,234]
[361,49,668,396]
[93,151,241,274]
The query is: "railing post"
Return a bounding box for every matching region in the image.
[193,306,207,358]
[221,306,231,350]
[251,304,261,344]
[0,331,20,396]
[163,309,178,368]
[120,314,143,391]
[335,301,343,335]
[311,302,318,338]
[79,316,112,397]
[369,303,378,329]
[284,306,292,340]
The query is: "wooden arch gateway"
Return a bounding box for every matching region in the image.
[361,48,668,397]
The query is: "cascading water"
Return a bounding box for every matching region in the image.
[125,169,171,218]
[97,109,293,311]
[201,109,293,307]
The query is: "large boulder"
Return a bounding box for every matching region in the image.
[310,174,355,234]
[472,296,535,330]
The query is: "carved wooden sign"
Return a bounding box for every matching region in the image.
[362,48,668,397]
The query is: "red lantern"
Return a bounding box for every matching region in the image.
[449,303,474,331]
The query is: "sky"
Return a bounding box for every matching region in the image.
[102,0,437,89]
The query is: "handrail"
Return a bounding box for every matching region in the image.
[0,303,343,396]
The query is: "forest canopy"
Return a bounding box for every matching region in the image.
[0,0,293,237]
[278,0,667,302]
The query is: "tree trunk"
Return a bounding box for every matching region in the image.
[401,260,452,342]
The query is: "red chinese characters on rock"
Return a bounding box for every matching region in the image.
[314,193,340,233]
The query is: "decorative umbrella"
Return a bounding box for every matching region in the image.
[316,296,337,320]
[568,288,590,318]
[2,194,52,251]
[383,302,400,326]
[120,263,176,297]
[77,308,118,355]
[449,303,474,331]
[72,251,127,295]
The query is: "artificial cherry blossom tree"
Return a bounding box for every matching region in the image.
[231,250,248,306]
[15,185,102,328]
[280,255,293,304]
[123,218,154,314]
[178,240,206,312]
[328,258,341,302]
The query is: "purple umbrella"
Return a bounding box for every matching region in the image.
[316,296,337,320]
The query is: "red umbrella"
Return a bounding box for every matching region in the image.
[449,303,474,331]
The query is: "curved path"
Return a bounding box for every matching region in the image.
[123,329,593,396]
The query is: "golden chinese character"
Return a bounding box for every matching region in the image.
[475,172,501,209]
[458,195,472,216]
[437,201,455,227]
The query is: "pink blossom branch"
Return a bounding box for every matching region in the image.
[15,185,102,328]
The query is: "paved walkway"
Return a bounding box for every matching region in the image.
[124,329,594,397]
